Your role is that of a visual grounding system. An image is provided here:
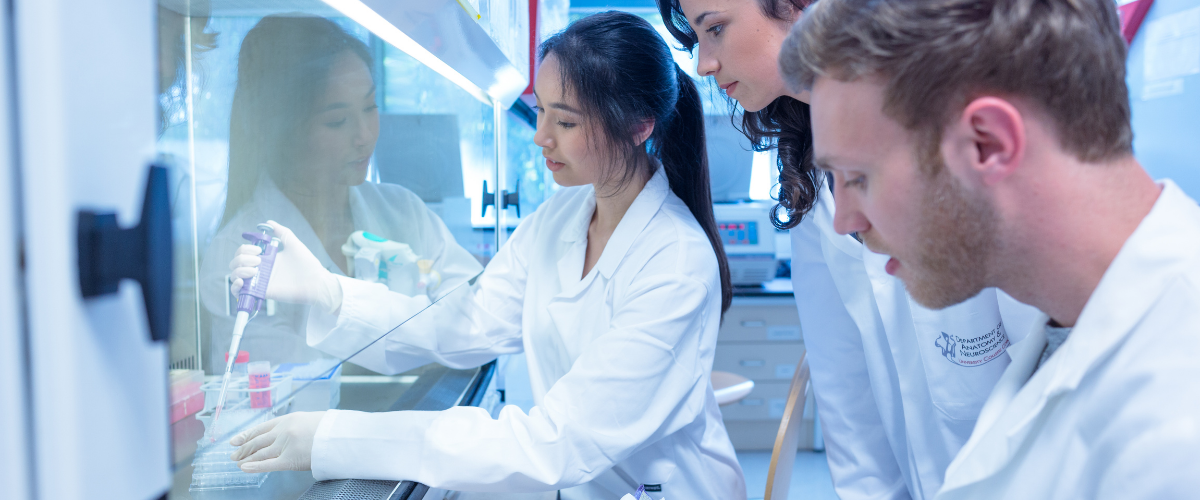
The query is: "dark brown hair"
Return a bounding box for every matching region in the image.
[221,15,373,226]
[541,11,733,314]
[657,0,822,229]
[780,0,1133,166]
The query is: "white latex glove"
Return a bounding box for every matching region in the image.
[229,220,343,314]
[230,411,327,473]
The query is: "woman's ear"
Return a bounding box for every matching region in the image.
[634,118,655,146]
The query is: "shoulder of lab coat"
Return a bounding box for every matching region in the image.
[311,169,733,495]
[938,180,1200,500]
[790,191,913,500]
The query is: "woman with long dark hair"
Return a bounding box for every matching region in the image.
[225,12,743,499]
[199,15,482,371]
[655,0,1041,498]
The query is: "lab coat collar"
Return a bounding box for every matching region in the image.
[594,167,670,280]
[941,180,1196,493]
[559,167,670,280]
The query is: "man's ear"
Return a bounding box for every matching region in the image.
[634,118,655,146]
[948,96,1026,186]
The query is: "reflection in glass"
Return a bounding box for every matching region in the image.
[198,15,483,375]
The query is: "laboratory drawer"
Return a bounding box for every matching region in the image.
[719,298,803,342]
[713,343,805,381]
[719,380,793,421]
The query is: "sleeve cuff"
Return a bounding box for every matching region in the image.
[310,409,441,481]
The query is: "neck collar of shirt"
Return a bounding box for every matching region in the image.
[560,167,669,280]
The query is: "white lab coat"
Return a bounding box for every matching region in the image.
[305,168,745,499]
[790,186,1041,500]
[937,180,1200,499]
[198,175,483,370]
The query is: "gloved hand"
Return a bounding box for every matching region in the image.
[229,220,343,314]
[230,411,327,473]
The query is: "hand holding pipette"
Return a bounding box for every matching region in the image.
[228,221,343,314]
[209,223,281,440]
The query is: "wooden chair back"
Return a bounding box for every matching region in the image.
[764,352,811,500]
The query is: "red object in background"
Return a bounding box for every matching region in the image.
[1118,0,1155,45]
[523,0,538,97]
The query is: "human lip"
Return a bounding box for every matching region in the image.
[885,257,900,275]
[349,156,370,168]
[719,81,738,95]
[544,156,565,172]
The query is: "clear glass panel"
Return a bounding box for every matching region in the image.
[158,1,523,496]
[503,108,555,240]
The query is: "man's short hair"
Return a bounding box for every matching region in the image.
[781,0,1133,164]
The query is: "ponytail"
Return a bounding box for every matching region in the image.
[540,12,732,317]
[656,66,733,316]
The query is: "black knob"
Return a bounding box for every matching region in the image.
[77,165,173,342]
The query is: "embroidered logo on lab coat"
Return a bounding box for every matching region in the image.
[935,321,1009,367]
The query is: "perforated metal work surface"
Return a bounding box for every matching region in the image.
[298,479,400,500]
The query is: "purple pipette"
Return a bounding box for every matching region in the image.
[210,223,281,440]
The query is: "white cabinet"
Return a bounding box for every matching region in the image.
[716,296,814,451]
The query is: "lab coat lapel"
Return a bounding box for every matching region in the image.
[555,188,595,295]
[941,181,1195,495]
[939,318,1045,491]
[544,169,669,361]
[591,167,669,280]
[553,168,669,299]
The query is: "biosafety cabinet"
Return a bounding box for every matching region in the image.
[0,0,565,498]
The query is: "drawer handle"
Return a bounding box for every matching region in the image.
[740,359,766,367]
[741,320,767,328]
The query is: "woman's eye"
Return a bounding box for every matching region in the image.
[844,175,866,189]
[325,118,347,128]
[364,104,378,113]
[557,121,575,129]
[532,105,543,113]
[706,23,724,37]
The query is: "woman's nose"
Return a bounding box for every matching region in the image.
[533,124,553,149]
[353,115,372,148]
[696,44,719,77]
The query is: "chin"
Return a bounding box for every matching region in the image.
[550,170,586,188]
[342,167,369,186]
[902,271,987,310]
[735,93,773,113]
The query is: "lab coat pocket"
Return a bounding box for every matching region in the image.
[911,289,1012,421]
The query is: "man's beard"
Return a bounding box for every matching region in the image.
[882,154,998,309]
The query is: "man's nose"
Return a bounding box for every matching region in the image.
[831,182,871,236]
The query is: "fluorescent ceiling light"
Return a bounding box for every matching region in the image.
[321,0,493,105]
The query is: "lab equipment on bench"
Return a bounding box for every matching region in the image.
[190,410,273,491]
[340,230,422,293]
[210,223,281,439]
[200,372,293,415]
[714,202,777,285]
[274,358,343,412]
[168,369,205,424]
[248,361,272,408]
